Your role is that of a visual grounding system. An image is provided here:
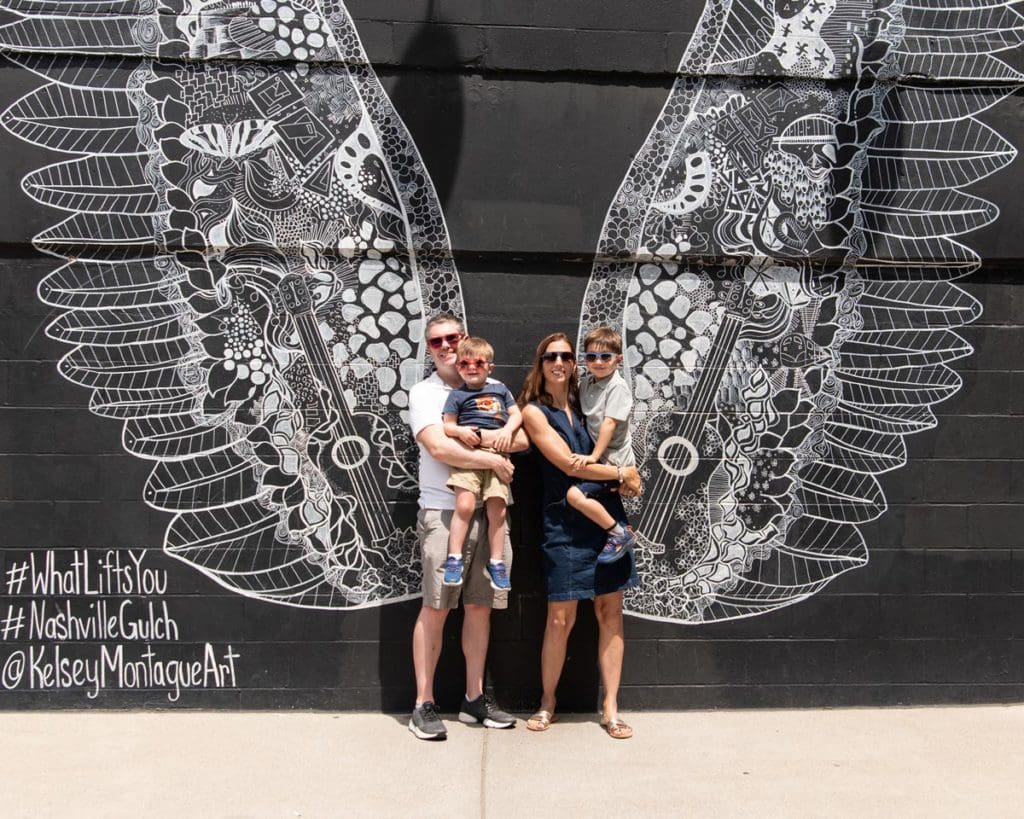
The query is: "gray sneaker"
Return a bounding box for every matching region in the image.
[408,701,447,740]
[458,694,516,729]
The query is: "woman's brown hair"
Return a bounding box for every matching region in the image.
[517,332,580,410]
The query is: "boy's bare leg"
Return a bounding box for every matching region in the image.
[449,486,477,556]
[484,496,507,563]
[567,485,616,530]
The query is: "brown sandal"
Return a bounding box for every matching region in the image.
[526,710,556,732]
[600,716,633,739]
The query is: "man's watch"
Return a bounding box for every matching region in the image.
[616,466,624,484]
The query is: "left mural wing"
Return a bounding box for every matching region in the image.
[583,0,1021,622]
[1,0,463,608]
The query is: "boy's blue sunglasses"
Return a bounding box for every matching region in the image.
[582,352,616,363]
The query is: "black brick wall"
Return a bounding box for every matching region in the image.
[0,7,1022,710]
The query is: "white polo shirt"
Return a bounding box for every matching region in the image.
[408,372,458,510]
[409,372,506,510]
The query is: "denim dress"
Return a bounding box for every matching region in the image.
[531,402,639,601]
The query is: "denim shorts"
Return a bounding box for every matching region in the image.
[574,479,619,499]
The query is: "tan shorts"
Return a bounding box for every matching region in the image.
[417,508,512,610]
[446,467,511,504]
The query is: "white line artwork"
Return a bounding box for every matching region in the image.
[1,0,465,608]
[582,0,1022,622]
[1,1,1021,624]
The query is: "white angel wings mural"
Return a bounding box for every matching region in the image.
[583,0,1022,622]
[1,0,465,608]
[1,0,1020,619]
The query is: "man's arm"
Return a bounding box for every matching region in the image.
[443,412,482,448]
[490,403,522,453]
[479,424,528,454]
[417,424,515,483]
[480,386,528,454]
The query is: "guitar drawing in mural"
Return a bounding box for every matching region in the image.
[0,1,1021,620]
[0,0,466,608]
[583,0,1023,622]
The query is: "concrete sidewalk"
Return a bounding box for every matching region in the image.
[2,705,1022,818]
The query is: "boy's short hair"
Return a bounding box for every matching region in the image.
[456,336,494,361]
[583,326,622,355]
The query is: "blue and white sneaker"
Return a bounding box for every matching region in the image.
[597,527,636,564]
[443,555,464,586]
[486,560,511,592]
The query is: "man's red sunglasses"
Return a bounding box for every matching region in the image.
[426,332,464,350]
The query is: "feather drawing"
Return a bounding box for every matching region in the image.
[2,1,1020,624]
[582,0,1022,622]
[1,0,464,608]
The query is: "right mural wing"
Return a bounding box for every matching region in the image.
[583,0,1021,622]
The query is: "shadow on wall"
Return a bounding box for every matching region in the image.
[386,0,464,211]
[375,0,465,713]
[374,5,610,715]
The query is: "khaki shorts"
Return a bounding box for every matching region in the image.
[446,467,511,504]
[418,508,512,610]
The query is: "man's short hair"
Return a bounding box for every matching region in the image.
[456,336,494,361]
[424,311,465,338]
[583,326,623,355]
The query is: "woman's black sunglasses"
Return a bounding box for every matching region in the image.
[540,351,574,363]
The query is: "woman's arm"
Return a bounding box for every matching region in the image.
[522,405,617,481]
[521,405,641,496]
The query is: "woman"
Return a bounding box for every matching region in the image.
[519,332,642,739]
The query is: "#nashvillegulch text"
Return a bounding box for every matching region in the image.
[29,599,179,642]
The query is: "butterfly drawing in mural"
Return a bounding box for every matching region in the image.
[582,0,1023,622]
[0,0,467,608]
[0,0,1021,620]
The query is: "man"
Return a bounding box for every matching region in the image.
[407,312,526,740]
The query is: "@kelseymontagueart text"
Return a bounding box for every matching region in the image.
[1,549,240,701]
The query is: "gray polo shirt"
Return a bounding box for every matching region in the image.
[579,370,636,467]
